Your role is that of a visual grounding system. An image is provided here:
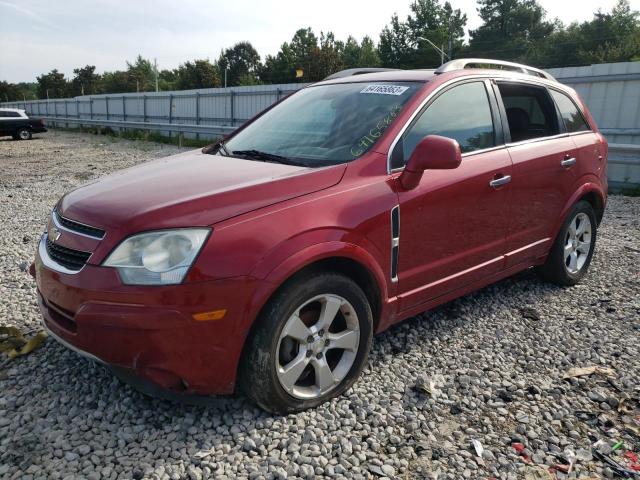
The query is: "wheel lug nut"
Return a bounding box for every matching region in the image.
[318,330,324,337]
[324,339,330,346]
[306,335,314,343]
[306,350,313,357]
[316,353,322,359]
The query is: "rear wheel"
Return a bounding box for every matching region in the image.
[239,272,373,414]
[537,201,597,286]
[16,128,32,140]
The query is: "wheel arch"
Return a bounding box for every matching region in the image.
[553,181,606,240]
[579,190,605,226]
[234,245,389,392]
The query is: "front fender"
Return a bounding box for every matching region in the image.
[244,237,393,335]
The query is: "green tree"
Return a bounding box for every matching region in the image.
[158,69,178,91]
[308,31,344,80]
[379,13,415,68]
[101,70,130,93]
[126,55,156,92]
[70,65,102,96]
[0,81,21,102]
[379,1,466,69]
[174,60,220,90]
[289,28,319,80]
[217,42,261,86]
[531,0,640,66]
[260,42,297,84]
[358,36,381,67]
[36,69,68,99]
[467,0,555,61]
[342,36,381,69]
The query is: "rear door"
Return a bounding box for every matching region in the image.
[494,81,578,268]
[391,79,513,312]
[549,88,604,187]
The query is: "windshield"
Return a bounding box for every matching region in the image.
[222,81,423,167]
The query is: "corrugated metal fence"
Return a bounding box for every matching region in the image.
[2,61,639,189]
[547,61,640,190]
[2,83,309,137]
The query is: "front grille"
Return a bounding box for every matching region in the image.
[54,209,105,239]
[45,238,91,271]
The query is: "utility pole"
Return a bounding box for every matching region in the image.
[154,58,159,92]
[448,16,454,60]
[224,64,229,88]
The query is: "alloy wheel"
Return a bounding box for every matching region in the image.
[276,294,360,399]
[564,212,592,274]
[19,130,30,140]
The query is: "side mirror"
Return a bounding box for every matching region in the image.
[398,135,462,190]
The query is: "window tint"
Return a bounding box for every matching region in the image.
[396,82,495,167]
[549,90,590,133]
[498,83,559,143]
[0,111,20,117]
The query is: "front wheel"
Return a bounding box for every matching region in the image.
[16,128,32,140]
[239,272,373,414]
[537,200,597,286]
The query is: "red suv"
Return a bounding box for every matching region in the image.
[34,59,607,413]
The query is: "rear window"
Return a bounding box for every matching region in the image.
[497,83,559,143]
[549,90,590,133]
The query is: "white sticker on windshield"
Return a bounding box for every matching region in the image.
[360,84,409,96]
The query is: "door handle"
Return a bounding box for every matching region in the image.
[561,157,577,168]
[489,175,511,188]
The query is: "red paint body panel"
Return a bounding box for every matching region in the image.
[34,67,608,395]
[395,148,513,310]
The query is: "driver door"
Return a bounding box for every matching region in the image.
[392,80,513,312]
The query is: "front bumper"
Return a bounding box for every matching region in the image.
[35,235,256,395]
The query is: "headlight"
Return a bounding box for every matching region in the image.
[103,229,210,285]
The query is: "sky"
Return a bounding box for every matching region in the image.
[0,0,637,83]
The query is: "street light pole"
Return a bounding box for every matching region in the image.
[416,36,450,65]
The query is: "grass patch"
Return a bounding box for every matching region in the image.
[49,125,217,149]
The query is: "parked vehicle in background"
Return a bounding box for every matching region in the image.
[0,108,47,140]
[33,59,607,413]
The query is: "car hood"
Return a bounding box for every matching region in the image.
[59,149,346,234]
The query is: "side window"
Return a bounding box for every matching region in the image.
[497,83,559,143]
[549,90,590,133]
[9,111,21,117]
[395,82,495,167]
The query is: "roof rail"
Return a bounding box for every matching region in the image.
[435,58,555,81]
[324,68,400,81]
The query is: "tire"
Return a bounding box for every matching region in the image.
[537,200,597,286]
[16,128,32,140]
[239,272,373,414]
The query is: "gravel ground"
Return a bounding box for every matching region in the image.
[0,131,639,480]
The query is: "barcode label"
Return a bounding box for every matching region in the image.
[360,85,410,95]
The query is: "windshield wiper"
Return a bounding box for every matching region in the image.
[232,149,306,166]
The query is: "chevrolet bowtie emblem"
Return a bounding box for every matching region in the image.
[49,226,61,242]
